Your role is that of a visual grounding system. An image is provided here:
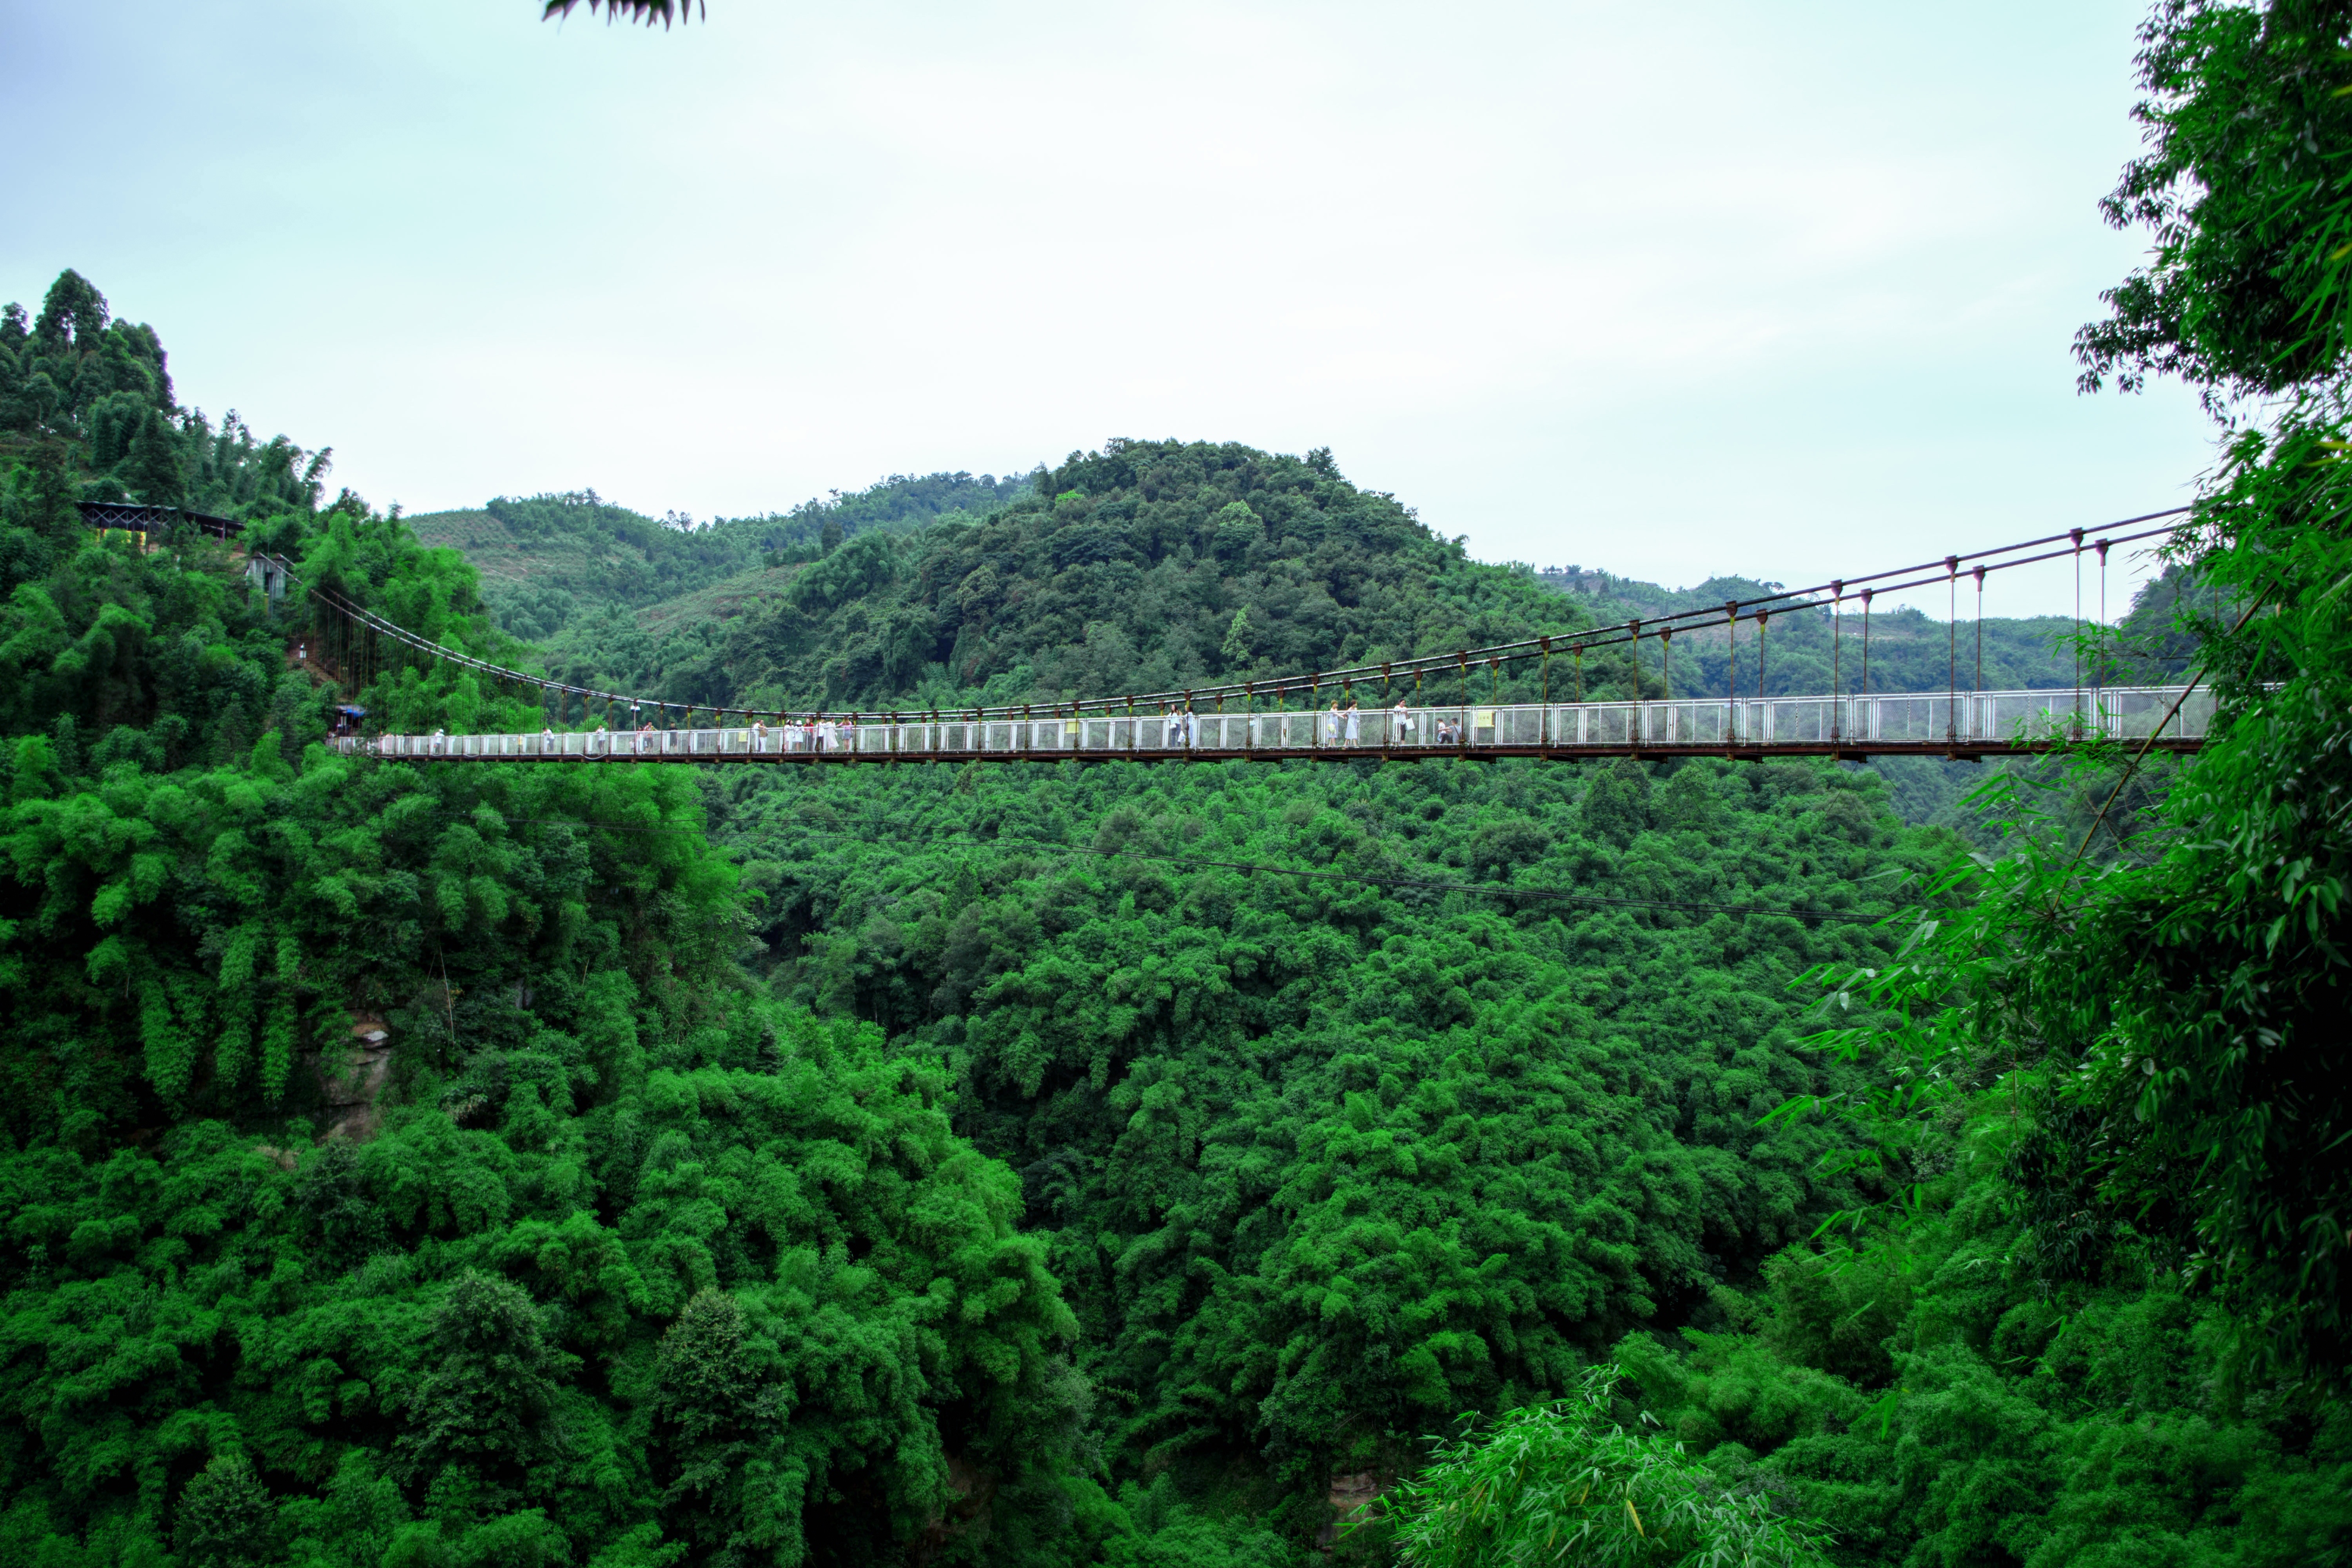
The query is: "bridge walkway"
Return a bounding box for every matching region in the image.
[345,684,2213,765]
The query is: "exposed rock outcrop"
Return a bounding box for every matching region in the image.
[313,1014,392,1142]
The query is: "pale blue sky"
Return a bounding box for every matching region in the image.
[3,1,2214,617]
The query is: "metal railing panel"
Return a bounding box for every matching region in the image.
[1426,707,1469,746]
[1759,698,1839,743]
[1256,716,1286,748]
[1870,696,1950,741]
[1641,701,1730,745]
[2097,685,2213,740]
[1083,718,1120,751]
[1554,704,1636,745]
[2174,688,2217,738]
[1987,691,2086,743]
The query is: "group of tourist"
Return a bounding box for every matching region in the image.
[412,703,1482,758]
[433,717,859,755]
[747,718,843,753]
[1145,698,1468,748]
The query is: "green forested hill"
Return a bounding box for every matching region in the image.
[0,275,1090,1568]
[408,474,1031,643]
[1,252,2344,1568]
[473,442,1625,719]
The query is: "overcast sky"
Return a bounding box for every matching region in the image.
[4,1,2213,617]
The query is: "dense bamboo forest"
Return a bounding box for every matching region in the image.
[4,1,2350,1563]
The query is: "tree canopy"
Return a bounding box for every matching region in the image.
[8,2,2352,1556]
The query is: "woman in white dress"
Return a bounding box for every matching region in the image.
[1343,699,1361,747]
[1324,702,1341,747]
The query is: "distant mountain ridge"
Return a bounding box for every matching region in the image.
[406,471,1034,642]
[1531,559,2199,696]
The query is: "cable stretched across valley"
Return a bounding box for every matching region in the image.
[259,505,2196,731]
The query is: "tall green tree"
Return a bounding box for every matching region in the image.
[2076,0,2352,407]
[1814,0,2352,1394]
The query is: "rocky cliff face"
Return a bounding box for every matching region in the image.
[313,1014,392,1141]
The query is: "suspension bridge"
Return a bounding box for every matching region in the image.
[106,502,2214,766]
[342,684,2211,765]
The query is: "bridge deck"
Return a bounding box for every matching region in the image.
[345,685,2211,765]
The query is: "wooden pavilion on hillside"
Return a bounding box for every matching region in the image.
[74,500,285,601]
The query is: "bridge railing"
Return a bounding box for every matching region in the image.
[342,684,2217,762]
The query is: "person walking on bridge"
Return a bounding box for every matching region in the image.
[1344,697,1362,748]
[1325,701,1341,747]
[1392,698,1413,744]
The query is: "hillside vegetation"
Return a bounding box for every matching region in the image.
[6,2,2351,1552]
[7,252,2346,1567]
